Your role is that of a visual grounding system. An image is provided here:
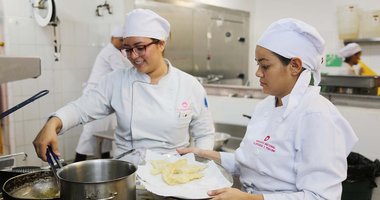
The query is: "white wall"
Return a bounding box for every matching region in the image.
[0,0,135,165]
[250,0,380,88]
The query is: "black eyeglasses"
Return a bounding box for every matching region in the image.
[123,40,160,57]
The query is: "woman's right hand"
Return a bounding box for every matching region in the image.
[33,117,62,161]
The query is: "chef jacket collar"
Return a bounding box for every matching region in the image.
[136,59,172,84]
[282,70,317,119]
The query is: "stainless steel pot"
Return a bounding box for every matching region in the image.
[57,159,136,200]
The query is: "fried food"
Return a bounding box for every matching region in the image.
[150,159,207,185]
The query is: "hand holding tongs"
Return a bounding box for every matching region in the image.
[46,145,64,185]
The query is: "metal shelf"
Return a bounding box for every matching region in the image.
[343,38,380,45]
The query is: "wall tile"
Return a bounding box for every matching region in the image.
[9,95,25,122]
[38,92,56,119]
[59,20,75,46]
[20,79,40,96]
[22,96,40,121]
[23,119,40,146]
[74,23,89,46]
[3,0,33,18]
[35,25,53,45]
[61,69,86,93]
[13,121,24,147]
[38,69,54,92]
[7,82,22,96]
[3,0,127,164]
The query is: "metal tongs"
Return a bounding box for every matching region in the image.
[46,145,64,186]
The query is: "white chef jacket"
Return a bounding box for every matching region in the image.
[338,62,360,76]
[76,43,132,155]
[220,71,358,200]
[55,59,215,157]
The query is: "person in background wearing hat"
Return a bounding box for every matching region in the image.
[33,9,215,164]
[178,18,358,200]
[73,25,132,162]
[338,42,363,75]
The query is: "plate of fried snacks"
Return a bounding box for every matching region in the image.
[136,150,233,199]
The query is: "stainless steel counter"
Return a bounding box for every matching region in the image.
[321,92,380,109]
[204,84,380,109]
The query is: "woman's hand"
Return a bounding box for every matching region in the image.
[208,187,263,200]
[33,117,62,161]
[177,147,221,164]
[177,147,202,155]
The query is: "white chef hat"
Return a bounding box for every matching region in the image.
[123,9,170,41]
[111,25,123,37]
[257,18,325,86]
[339,43,361,58]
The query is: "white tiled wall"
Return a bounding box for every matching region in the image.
[1,0,132,166]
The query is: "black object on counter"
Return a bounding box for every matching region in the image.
[0,90,49,119]
[342,152,380,200]
[242,114,251,119]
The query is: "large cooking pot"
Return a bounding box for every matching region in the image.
[57,159,136,200]
[2,170,60,200]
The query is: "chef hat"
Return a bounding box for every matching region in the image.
[111,25,123,38]
[123,9,170,41]
[339,43,361,58]
[257,18,325,86]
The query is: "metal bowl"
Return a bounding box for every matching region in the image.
[214,132,231,150]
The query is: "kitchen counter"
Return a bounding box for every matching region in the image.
[203,84,380,109]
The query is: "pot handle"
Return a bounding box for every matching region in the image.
[86,192,117,200]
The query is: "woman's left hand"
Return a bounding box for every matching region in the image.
[208,187,263,200]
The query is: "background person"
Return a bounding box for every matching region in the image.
[338,42,363,75]
[74,25,132,162]
[33,9,215,163]
[178,18,358,200]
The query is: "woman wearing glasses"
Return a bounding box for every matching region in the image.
[33,9,215,163]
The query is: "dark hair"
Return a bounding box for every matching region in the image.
[272,51,292,66]
[150,38,160,43]
[150,38,165,56]
[344,51,361,62]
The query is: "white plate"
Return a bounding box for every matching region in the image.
[136,150,233,199]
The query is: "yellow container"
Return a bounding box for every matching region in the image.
[359,60,377,76]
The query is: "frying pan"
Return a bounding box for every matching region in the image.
[0,166,42,192]
[2,171,59,200]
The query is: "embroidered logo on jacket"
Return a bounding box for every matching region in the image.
[254,135,276,152]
